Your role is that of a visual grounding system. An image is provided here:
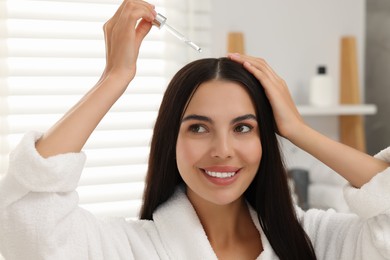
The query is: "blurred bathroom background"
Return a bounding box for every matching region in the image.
[0,2,389,258]
[365,0,390,155]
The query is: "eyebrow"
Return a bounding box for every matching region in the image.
[181,114,257,124]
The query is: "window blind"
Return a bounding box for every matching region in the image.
[0,0,211,222]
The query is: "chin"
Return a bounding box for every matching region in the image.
[189,186,246,207]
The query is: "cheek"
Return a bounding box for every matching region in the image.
[176,135,206,171]
[241,137,262,167]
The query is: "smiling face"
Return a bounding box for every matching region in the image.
[176,79,262,207]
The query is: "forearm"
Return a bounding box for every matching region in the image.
[289,124,390,188]
[36,73,130,158]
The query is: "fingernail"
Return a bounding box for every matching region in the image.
[228,53,240,59]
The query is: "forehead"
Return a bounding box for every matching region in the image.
[183,79,256,116]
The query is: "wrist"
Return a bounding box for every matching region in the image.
[284,121,311,145]
[100,68,135,90]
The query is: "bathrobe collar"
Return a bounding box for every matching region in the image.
[153,185,275,259]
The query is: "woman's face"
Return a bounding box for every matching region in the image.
[176,79,262,206]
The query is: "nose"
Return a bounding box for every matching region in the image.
[210,132,234,159]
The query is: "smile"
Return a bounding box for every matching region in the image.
[204,170,236,178]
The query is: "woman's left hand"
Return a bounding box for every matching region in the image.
[228,53,390,188]
[228,53,305,140]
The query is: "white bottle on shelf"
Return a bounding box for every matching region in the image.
[309,66,336,106]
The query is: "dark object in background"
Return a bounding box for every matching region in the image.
[288,168,309,210]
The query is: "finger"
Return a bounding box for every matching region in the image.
[242,61,275,93]
[230,56,280,95]
[111,0,128,22]
[227,53,272,75]
[242,60,284,98]
[137,0,157,14]
[235,55,301,117]
[108,2,155,55]
[131,0,157,21]
[135,18,153,47]
[104,0,130,34]
[119,0,156,29]
[236,54,281,81]
[244,60,299,115]
[103,1,155,64]
[228,53,261,66]
[103,1,130,59]
[227,52,246,64]
[228,53,276,80]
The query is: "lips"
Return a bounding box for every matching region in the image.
[201,166,240,185]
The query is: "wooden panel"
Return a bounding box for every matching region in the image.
[339,36,366,152]
[227,32,245,54]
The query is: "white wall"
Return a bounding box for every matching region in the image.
[209,0,365,105]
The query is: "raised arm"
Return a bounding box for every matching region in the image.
[36,0,157,158]
[228,53,389,188]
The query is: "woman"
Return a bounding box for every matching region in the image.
[140,57,315,259]
[0,1,389,259]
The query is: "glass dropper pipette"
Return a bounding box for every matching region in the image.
[153,13,202,53]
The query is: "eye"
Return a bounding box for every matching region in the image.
[234,124,253,133]
[189,124,208,133]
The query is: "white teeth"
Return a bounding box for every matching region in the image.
[204,170,236,178]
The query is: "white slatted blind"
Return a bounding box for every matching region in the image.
[0,0,211,222]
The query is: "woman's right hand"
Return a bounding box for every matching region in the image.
[102,0,157,84]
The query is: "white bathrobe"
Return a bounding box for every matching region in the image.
[0,131,390,259]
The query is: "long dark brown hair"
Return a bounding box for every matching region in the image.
[140,58,317,259]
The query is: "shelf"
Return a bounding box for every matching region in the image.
[297,104,377,116]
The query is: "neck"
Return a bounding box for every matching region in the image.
[186,190,254,247]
